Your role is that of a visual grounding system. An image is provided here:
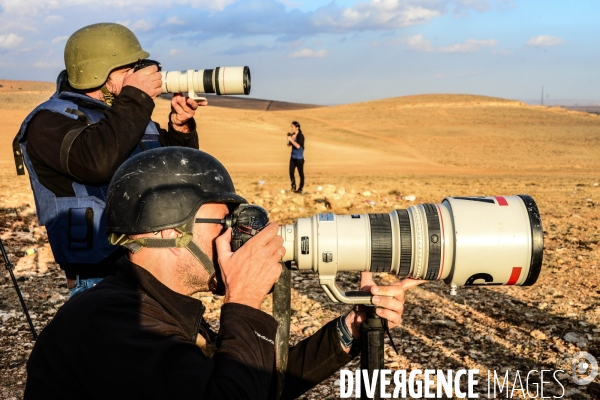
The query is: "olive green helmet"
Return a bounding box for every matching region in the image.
[64,23,150,90]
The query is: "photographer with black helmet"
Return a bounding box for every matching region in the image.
[25,147,423,399]
[14,23,204,296]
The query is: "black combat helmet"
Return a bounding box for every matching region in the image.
[105,147,246,287]
[106,147,246,234]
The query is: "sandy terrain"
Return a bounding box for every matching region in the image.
[0,79,599,399]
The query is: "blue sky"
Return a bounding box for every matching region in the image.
[0,0,598,105]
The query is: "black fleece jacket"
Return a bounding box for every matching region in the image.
[26,85,199,198]
[25,257,356,399]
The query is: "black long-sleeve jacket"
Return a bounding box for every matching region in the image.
[26,84,198,198]
[25,257,356,399]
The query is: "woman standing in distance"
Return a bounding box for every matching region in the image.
[287,121,305,193]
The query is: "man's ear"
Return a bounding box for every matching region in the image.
[161,229,184,256]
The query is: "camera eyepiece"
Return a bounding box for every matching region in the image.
[133,59,162,72]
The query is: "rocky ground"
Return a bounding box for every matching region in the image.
[1,171,599,399]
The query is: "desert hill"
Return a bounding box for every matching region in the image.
[153,92,600,175]
[2,79,598,175]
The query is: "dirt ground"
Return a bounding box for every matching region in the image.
[0,80,599,399]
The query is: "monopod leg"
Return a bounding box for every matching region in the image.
[360,306,384,400]
[273,261,292,400]
[0,238,38,340]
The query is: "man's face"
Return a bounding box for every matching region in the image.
[177,202,229,294]
[105,64,134,96]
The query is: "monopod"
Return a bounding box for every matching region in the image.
[0,237,38,340]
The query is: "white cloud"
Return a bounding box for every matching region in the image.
[34,60,61,68]
[315,2,441,30]
[169,49,180,56]
[0,33,24,49]
[376,34,497,54]
[439,38,497,53]
[44,15,64,23]
[496,0,517,10]
[187,0,237,10]
[0,0,497,44]
[526,35,564,47]
[287,48,328,58]
[453,0,492,14]
[0,0,235,14]
[285,39,304,48]
[405,34,434,52]
[165,16,186,25]
[132,19,153,32]
[51,36,68,44]
[279,0,303,8]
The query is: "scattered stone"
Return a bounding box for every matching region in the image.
[563,332,581,342]
[530,330,546,340]
[324,194,352,210]
[563,332,587,347]
[321,185,336,195]
[410,307,422,317]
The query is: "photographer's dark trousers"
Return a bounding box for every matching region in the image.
[289,158,304,191]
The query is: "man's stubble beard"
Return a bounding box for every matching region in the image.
[176,234,218,295]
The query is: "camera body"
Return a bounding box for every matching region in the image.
[229,204,270,251]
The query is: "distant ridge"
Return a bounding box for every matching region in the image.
[160,93,322,111]
[561,105,600,114]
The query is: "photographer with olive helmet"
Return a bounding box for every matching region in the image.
[14,23,204,296]
[25,147,423,399]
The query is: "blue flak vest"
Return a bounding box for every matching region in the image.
[291,132,304,160]
[291,146,304,160]
[14,71,162,265]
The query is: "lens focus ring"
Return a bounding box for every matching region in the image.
[397,209,412,277]
[423,204,441,280]
[369,214,392,273]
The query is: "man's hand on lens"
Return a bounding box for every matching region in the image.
[216,224,285,309]
[343,272,426,350]
[170,94,206,133]
[123,65,162,99]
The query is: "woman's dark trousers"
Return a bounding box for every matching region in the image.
[289,159,304,191]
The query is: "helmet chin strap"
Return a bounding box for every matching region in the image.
[108,219,218,287]
[100,84,115,106]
